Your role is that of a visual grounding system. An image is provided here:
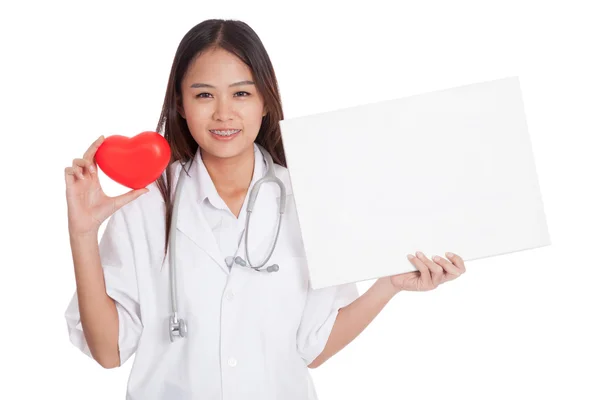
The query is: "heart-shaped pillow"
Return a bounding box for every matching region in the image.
[95,131,171,190]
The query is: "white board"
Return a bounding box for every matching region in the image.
[279,76,551,289]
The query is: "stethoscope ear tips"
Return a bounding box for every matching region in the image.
[266,264,279,273]
[234,256,247,267]
[233,257,278,272]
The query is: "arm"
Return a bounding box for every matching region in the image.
[306,251,466,368]
[307,277,398,368]
[70,233,120,368]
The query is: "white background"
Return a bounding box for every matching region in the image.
[1,0,598,399]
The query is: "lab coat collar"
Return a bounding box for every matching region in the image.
[175,143,277,280]
[195,143,265,212]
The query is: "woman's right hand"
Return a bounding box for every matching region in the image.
[65,135,149,237]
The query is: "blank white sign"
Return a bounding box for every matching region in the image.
[280,76,551,289]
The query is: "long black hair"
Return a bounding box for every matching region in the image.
[154,19,286,255]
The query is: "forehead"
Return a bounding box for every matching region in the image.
[184,47,253,85]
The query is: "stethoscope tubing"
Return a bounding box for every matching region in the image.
[168,144,285,341]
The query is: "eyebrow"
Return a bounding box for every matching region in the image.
[190,80,255,89]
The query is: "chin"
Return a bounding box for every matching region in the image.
[198,134,254,160]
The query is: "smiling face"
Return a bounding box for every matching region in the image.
[178,47,267,160]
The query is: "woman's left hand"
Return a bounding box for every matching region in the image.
[387,251,466,292]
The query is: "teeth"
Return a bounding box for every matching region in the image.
[210,129,240,136]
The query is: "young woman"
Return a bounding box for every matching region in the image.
[64,19,466,400]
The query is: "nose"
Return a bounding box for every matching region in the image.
[213,97,235,121]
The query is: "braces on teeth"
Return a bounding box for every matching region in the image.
[211,129,239,136]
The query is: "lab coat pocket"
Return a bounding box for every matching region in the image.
[260,256,309,328]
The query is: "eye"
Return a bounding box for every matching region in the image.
[195,91,250,99]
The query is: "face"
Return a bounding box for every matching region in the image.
[178,47,267,161]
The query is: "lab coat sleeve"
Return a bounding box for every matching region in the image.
[64,207,143,366]
[296,281,360,366]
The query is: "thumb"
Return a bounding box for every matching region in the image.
[114,188,150,209]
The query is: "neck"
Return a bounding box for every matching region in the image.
[201,145,255,195]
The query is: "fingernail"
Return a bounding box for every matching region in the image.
[433,256,441,262]
[89,165,95,173]
[416,251,424,258]
[407,254,414,260]
[446,252,454,257]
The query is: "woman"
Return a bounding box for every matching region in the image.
[64,19,466,400]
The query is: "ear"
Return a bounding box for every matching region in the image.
[262,106,267,118]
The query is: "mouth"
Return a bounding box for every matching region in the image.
[209,129,241,140]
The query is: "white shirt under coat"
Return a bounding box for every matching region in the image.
[64,143,360,400]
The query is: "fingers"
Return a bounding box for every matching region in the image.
[417,252,445,287]
[83,135,105,162]
[65,136,104,185]
[70,158,96,180]
[407,252,433,290]
[406,250,466,291]
[432,254,462,279]
[446,252,466,274]
[64,167,76,185]
[113,188,149,209]
[73,158,96,173]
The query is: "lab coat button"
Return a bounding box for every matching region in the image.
[228,357,237,367]
[225,290,235,301]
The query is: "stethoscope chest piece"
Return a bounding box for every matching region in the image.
[168,144,285,342]
[169,315,187,342]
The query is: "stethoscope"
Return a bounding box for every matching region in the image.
[168,144,287,342]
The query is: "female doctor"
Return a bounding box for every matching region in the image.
[64,19,466,400]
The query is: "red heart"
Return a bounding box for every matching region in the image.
[95,131,171,190]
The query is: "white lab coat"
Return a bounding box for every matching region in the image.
[64,144,360,400]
